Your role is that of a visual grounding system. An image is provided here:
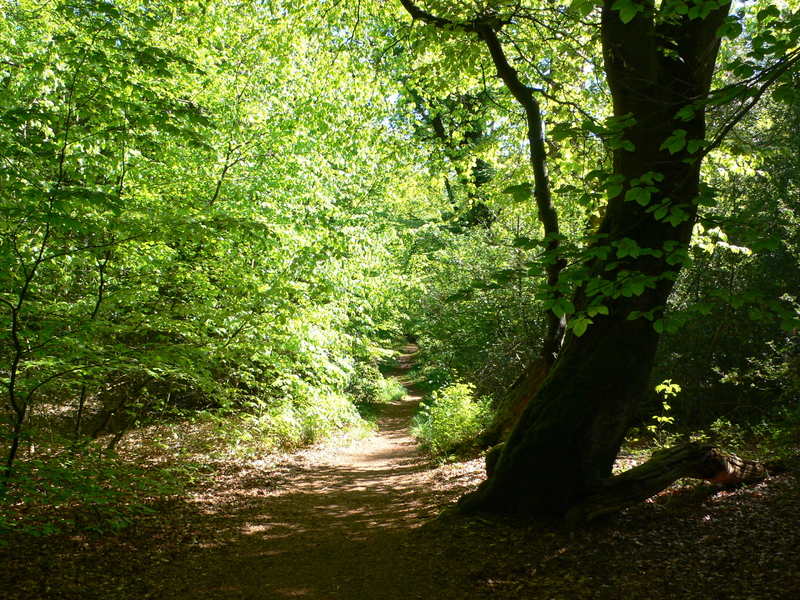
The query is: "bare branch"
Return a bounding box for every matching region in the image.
[703,50,800,159]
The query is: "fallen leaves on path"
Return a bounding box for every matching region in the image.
[2,443,797,600]
[2,365,798,600]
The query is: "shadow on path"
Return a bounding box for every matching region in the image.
[152,344,480,599]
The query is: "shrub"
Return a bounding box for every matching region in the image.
[0,446,186,542]
[377,379,408,404]
[346,361,407,404]
[408,361,456,395]
[411,382,492,455]
[236,385,366,451]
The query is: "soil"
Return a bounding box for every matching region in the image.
[2,345,800,599]
[149,345,485,600]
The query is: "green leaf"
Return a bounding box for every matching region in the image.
[551,302,565,319]
[687,139,709,154]
[444,290,473,302]
[665,206,690,226]
[675,105,697,122]
[550,123,577,141]
[619,5,639,23]
[612,0,642,24]
[717,19,743,40]
[772,84,797,103]
[557,297,576,317]
[653,205,669,221]
[503,183,533,203]
[607,184,624,199]
[570,0,598,17]
[780,319,798,333]
[625,186,652,206]
[570,317,591,337]
[588,305,609,317]
[757,5,780,23]
[512,236,531,247]
[660,130,687,154]
[585,169,608,182]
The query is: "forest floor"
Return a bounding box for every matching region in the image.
[3,346,800,599]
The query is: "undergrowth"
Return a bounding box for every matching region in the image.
[411,382,492,456]
[0,364,406,544]
[622,411,800,468]
[0,439,191,544]
[349,361,408,405]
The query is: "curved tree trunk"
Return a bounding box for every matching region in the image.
[461,303,664,515]
[397,0,738,519]
[460,3,731,518]
[479,356,550,449]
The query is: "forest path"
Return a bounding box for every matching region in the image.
[153,344,484,599]
[5,350,799,600]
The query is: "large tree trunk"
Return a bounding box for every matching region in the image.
[461,304,664,515]
[460,4,730,518]
[479,355,550,449]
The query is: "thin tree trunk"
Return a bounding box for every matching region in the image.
[3,407,28,481]
[74,252,111,439]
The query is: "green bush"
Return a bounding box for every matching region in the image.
[411,382,492,455]
[0,447,187,542]
[347,361,407,405]
[377,379,409,404]
[408,361,456,395]
[235,381,367,451]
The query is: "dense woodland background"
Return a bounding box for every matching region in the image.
[1,0,799,538]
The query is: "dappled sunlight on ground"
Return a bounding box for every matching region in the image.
[3,345,798,599]
[139,346,490,598]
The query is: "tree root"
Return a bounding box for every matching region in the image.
[566,442,775,529]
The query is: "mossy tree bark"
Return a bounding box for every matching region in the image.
[459,3,731,517]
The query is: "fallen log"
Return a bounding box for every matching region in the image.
[565,442,772,529]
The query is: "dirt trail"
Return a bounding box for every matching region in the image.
[4,348,799,600]
[153,344,483,599]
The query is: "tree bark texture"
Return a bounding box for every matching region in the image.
[565,442,770,528]
[460,4,731,517]
[479,357,549,448]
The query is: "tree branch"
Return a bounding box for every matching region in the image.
[399,0,566,358]
[566,442,772,528]
[474,23,565,359]
[703,50,800,159]
[398,0,474,31]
